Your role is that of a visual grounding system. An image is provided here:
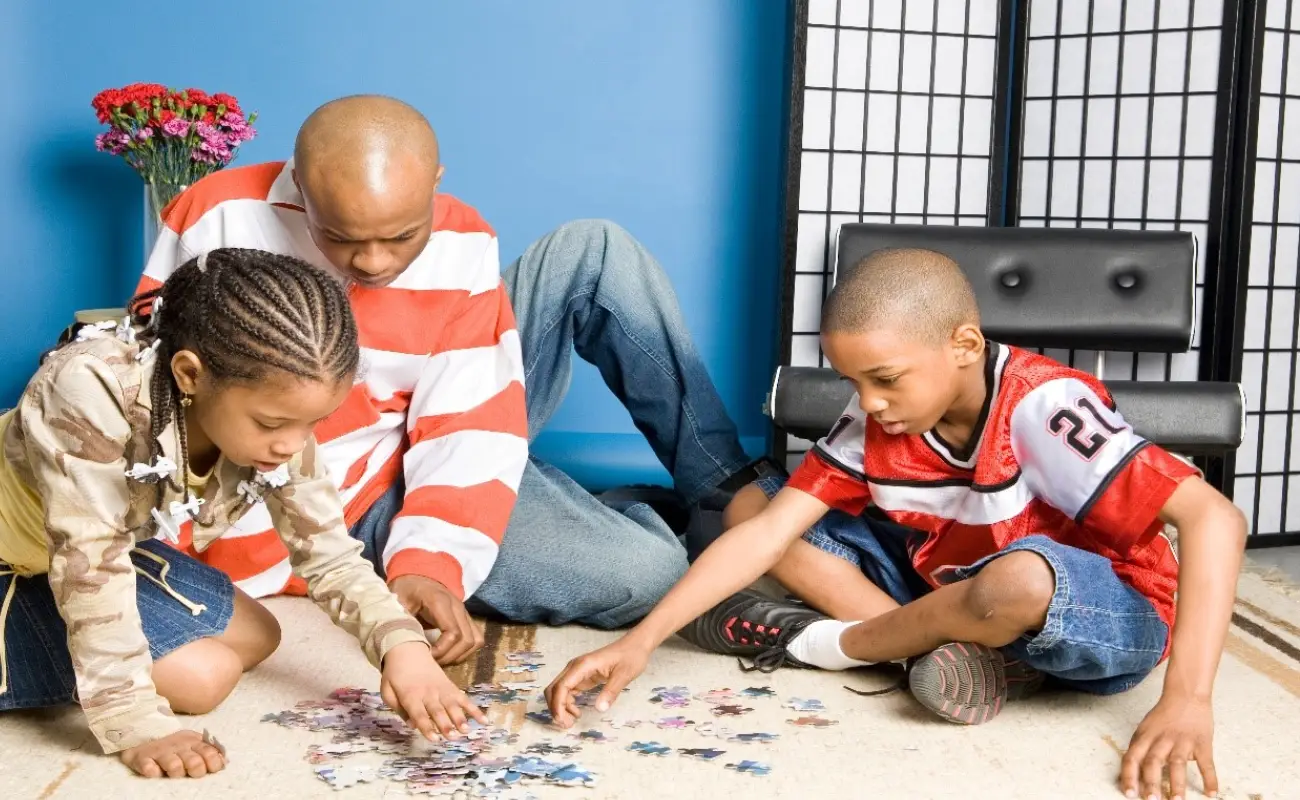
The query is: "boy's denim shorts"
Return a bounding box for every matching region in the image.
[756,475,1168,695]
[0,538,235,711]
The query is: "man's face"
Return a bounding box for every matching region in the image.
[822,327,966,436]
[297,166,440,288]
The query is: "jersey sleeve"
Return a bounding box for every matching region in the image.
[785,396,872,514]
[1009,377,1199,555]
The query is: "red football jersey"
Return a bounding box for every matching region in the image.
[787,342,1197,645]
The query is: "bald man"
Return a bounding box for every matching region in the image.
[136,95,778,664]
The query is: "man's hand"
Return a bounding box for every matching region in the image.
[119,730,227,778]
[544,638,652,728]
[380,641,488,740]
[389,574,484,665]
[1119,694,1217,800]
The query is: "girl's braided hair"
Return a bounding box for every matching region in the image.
[126,247,358,503]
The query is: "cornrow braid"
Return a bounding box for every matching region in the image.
[127,247,359,508]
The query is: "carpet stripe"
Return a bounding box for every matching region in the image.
[1224,632,1300,700]
[1235,596,1300,642]
[1231,611,1300,665]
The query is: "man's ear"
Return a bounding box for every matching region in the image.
[433,163,445,194]
[950,323,985,367]
[170,350,204,397]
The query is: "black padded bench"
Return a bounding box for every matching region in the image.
[765,224,1245,459]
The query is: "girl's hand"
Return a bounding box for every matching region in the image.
[119,730,227,778]
[380,641,489,740]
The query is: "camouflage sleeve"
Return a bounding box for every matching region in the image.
[264,437,427,668]
[19,353,181,753]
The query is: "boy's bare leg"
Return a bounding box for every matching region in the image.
[839,550,1054,662]
[724,485,902,621]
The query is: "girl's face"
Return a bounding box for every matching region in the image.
[173,353,352,471]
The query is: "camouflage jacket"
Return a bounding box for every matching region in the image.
[1,332,427,754]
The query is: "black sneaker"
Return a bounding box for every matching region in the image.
[906,642,1046,725]
[675,589,828,673]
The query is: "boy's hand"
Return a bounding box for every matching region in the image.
[389,575,484,665]
[380,641,488,740]
[1120,694,1217,800]
[545,639,651,727]
[119,730,227,778]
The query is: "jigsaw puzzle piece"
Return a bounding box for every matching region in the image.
[783,697,826,712]
[726,760,772,777]
[678,747,727,761]
[547,763,598,787]
[314,763,378,790]
[787,714,838,727]
[627,740,673,757]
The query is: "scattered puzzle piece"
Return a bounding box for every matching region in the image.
[501,663,542,674]
[696,688,738,704]
[202,728,227,760]
[728,732,780,744]
[712,704,754,717]
[524,740,583,757]
[627,741,673,757]
[740,687,776,698]
[679,747,727,761]
[726,760,772,777]
[784,697,826,712]
[787,714,838,727]
[507,650,545,662]
[569,729,616,744]
[602,716,643,729]
[314,763,378,790]
[509,755,563,777]
[525,709,558,726]
[654,715,695,729]
[693,721,734,738]
[649,685,691,708]
[548,763,598,787]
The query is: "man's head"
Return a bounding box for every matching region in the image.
[293,95,444,287]
[820,247,984,435]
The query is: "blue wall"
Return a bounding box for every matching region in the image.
[0,1,790,489]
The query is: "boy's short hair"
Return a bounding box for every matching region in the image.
[821,247,981,345]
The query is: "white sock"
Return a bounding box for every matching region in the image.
[784,619,874,671]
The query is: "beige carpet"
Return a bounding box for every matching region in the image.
[3,562,1298,800]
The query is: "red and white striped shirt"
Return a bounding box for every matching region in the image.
[788,343,1197,652]
[136,161,528,601]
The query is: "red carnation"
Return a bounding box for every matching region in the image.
[212,92,242,115]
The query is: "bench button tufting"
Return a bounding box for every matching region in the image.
[1115,272,1140,290]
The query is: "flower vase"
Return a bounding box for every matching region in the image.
[143,182,187,263]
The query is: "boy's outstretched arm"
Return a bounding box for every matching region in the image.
[1120,476,1247,800]
[544,487,830,724]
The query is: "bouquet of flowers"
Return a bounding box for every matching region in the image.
[92,83,257,215]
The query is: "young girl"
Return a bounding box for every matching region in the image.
[0,247,485,779]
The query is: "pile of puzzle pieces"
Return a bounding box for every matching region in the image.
[264,649,843,794]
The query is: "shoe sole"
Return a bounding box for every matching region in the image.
[908,642,1015,725]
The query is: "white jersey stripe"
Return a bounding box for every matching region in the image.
[869,477,1035,526]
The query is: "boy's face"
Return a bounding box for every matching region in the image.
[822,325,983,436]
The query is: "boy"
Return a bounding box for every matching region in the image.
[545,248,1246,800]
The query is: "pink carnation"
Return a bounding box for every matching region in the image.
[94,129,130,155]
[161,118,191,137]
[136,127,154,141]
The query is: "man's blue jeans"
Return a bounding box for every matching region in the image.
[350,220,751,627]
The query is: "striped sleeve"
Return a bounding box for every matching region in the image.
[133,162,286,298]
[381,234,529,599]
